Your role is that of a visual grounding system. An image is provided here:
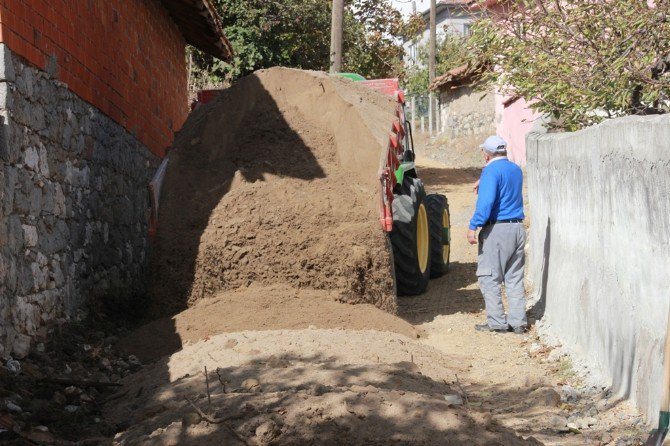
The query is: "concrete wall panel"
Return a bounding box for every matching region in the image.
[526,114,670,422]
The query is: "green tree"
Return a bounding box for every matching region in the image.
[189,0,423,92]
[345,1,424,79]
[404,34,473,94]
[468,0,670,131]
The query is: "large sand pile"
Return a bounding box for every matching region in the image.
[147,68,398,317]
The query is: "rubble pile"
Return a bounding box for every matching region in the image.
[0,313,139,444]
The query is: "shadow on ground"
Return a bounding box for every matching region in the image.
[104,351,544,445]
[419,167,481,188]
[398,262,483,325]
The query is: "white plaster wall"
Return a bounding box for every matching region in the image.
[403,6,476,66]
[526,114,670,423]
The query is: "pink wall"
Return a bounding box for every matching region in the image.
[477,1,657,166]
[477,0,540,167]
[495,94,539,166]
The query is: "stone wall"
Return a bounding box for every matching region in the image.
[0,46,159,358]
[526,115,670,422]
[439,86,495,145]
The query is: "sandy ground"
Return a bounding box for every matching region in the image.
[109,156,647,445]
[400,157,647,445]
[118,286,419,363]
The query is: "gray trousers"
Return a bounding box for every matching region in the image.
[477,222,527,329]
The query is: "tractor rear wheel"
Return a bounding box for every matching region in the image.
[425,194,451,278]
[390,193,431,296]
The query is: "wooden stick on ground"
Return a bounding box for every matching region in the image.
[184,398,250,445]
[40,377,123,389]
[184,397,227,424]
[204,366,212,409]
[216,368,227,394]
[454,375,470,410]
[99,389,129,405]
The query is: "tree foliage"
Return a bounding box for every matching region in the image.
[468,0,670,130]
[345,1,424,79]
[188,0,423,92]
[404,34,472,94]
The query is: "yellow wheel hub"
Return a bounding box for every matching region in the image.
[442,209,450,263]
[416,203,429,274]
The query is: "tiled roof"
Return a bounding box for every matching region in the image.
[441,0,476,4]
[430,63,482,90]
[417,0,477,17]
[469,0,501,11]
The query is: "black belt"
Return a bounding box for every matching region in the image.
[483,219,523,227]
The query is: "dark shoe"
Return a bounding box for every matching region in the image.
[474,323,509,333]
[511,326,527,334]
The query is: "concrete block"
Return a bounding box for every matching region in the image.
[0,82,12,110]
[0,44,16,83]
[0,111,18,163]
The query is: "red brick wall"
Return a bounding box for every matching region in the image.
[0,0,188,157]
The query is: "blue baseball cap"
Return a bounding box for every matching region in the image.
[480,135,507,154]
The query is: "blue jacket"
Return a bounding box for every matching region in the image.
[469,158,524,230]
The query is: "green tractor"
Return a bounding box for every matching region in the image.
[337,73,451,296]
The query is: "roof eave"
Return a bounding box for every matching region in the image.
[430,63,484,90]
[160,0,233,61]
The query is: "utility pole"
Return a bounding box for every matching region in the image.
[329,0,344,73]
[429,0,436,135]
[411,1,417,133]
[429,0,436,83]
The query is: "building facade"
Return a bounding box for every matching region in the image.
[431,64,496,151]
[0,0,231,358]
[403,0,479,66]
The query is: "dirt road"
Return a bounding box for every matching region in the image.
[110,157,647,445]
[398,157,646,445]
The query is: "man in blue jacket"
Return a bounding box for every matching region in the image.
[467,135,527,334]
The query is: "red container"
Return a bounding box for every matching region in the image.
[358,78,400,97]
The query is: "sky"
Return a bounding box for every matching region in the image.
[391,0,432,16]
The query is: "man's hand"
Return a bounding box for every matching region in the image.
[473,179,480,194]
[467,229,478,245]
